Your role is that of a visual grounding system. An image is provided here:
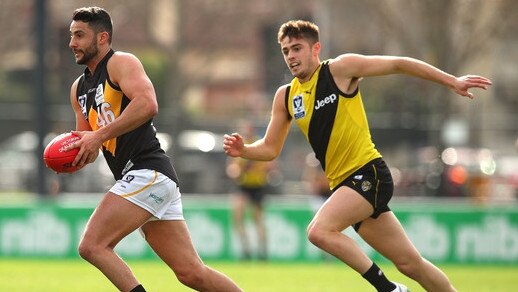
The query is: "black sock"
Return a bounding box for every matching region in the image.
[362,262,396,292]
[130,284,146,292]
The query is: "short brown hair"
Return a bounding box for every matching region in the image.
[277,20,319,44]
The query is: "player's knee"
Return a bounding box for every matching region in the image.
[394,256,424,279]
[174,265,206,288]
[77,239,95,261]
[176,272,202,288]
[306,224,326,247]
[77,238,103,262]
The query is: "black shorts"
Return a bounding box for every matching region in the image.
[239,185,266,205]
[332,158,393,231]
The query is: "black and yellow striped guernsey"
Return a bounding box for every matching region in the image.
[76,50,178,183]
[285,60,381,189]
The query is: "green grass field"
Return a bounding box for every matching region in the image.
[1,259,517,291]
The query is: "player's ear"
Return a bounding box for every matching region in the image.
[98,31,110,45]
[312,42,321,56]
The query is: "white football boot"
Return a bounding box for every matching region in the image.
[391,282,410,292]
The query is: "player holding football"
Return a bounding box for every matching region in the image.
[66,7,242,292]
[223,20,492,292]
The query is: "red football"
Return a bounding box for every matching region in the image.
[43,132,80,173]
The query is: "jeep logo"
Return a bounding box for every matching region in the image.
[314,93,337,110]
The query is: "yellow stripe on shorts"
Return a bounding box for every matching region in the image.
[121,171,158,198]
[372,165,379,208]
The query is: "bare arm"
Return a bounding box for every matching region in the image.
[69,52,158,167]
[330,53,492,98]
[223,85,292,161]
[94,52,158,142]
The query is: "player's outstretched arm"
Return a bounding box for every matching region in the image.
[331,54,492,99]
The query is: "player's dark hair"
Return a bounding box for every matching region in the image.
[277,20,319,45]
[72,7,113,44]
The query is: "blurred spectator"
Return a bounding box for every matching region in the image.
[226,121,276,260]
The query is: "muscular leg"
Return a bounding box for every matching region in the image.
[306,186,374,273]
[141,220,242,292]
[78,193,153,291]
[358,212,456,292]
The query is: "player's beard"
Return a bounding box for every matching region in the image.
[76,39,99,65]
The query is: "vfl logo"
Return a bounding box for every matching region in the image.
[119,174,134,189]
[293,94,305,119]
[314,93,337,110]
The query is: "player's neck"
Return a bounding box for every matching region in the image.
[86,47,111,74]
[298,62,320,84]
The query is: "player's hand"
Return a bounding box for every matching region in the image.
[223,133,244,157]
[452,75,492,99]
[65,130,101,168]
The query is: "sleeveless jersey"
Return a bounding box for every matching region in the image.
[75,49,178,183]
[285,60,381,189]
[236,158,270,188]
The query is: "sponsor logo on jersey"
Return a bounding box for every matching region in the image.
[122,160,134,176]
[95,83,104,106]
[78,94,87,118]
[314,93,337,110]
[293,94,306,119]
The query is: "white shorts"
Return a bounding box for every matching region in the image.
[109,169,184,220]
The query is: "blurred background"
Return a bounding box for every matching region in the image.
[0,0,517,263]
